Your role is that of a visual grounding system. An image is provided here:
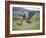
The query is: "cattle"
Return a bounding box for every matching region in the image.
[14,11,39,25]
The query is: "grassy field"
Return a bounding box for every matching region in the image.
[12,13,40,31]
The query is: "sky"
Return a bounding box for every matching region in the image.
[23,7,40,11]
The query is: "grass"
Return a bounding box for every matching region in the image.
[12,13,40,31]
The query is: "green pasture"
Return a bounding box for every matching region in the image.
[12,13,40,31]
